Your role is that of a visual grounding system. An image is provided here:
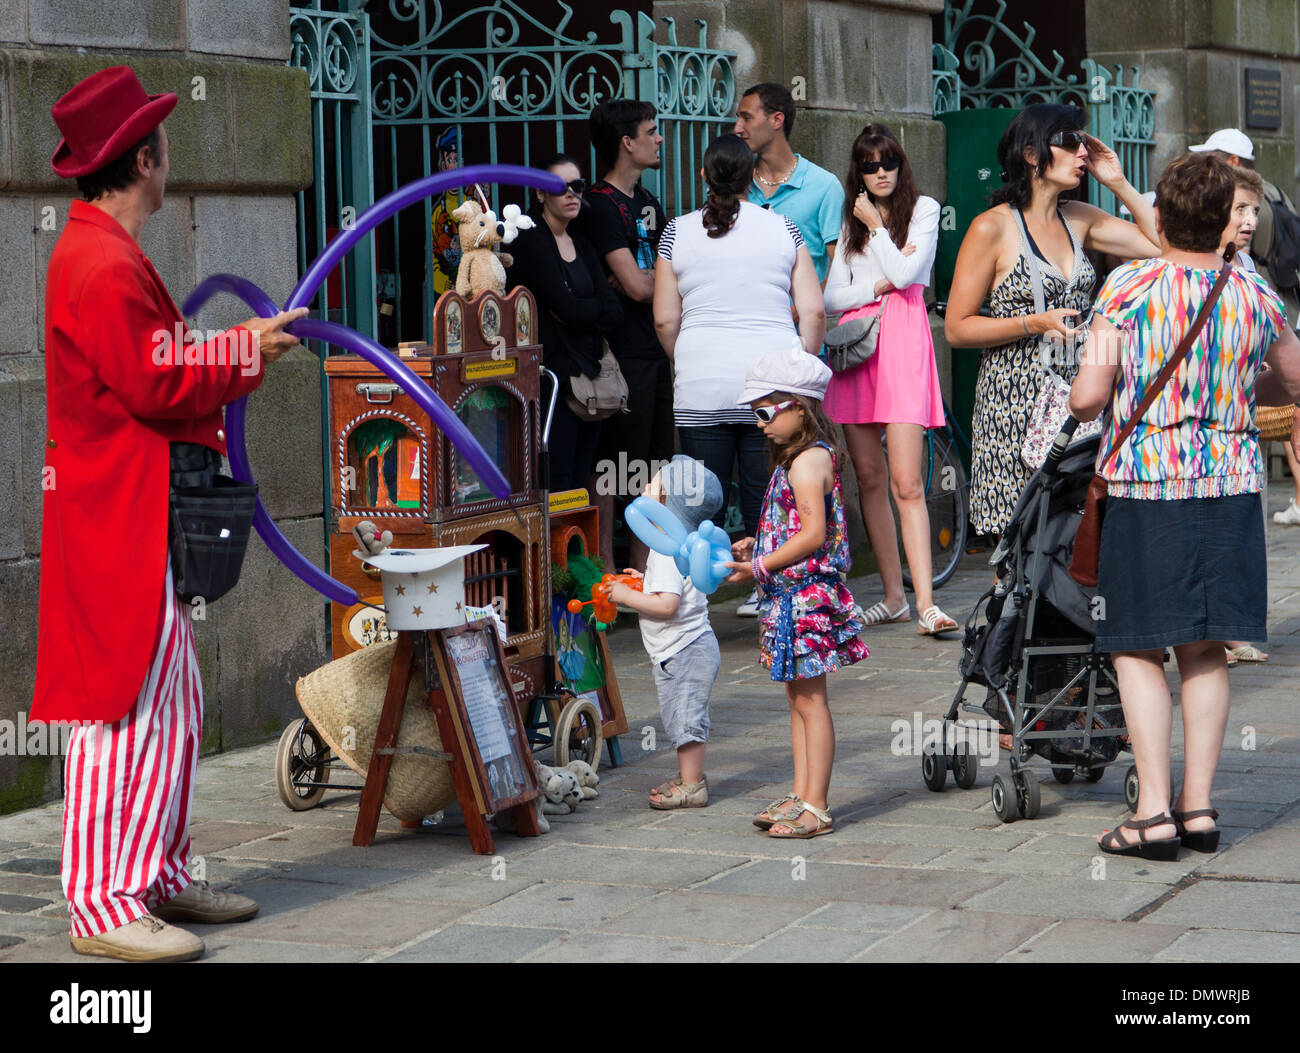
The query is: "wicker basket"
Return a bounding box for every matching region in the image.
[1257,403,1296,443]
[295,640,456,822]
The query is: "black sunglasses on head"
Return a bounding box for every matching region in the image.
[857,156,902,175]
[1049,130,1088,151]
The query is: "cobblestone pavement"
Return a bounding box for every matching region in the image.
[2,483,1297,963]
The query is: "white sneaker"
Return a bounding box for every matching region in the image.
[70,914,204,963]
[737,588,761,617]
[1273,500,1300,526]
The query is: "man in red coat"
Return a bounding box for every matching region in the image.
[34,66,307,962]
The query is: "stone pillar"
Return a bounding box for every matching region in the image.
[1087,0,1300,200]
[0,0,326,810]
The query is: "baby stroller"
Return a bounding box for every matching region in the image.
[921,418,1144,822]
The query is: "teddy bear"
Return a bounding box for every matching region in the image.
[451,199,534,298]
[351,519,392,558]
[564,760,599,800]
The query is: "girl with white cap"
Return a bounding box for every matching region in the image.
[726,347,869,838]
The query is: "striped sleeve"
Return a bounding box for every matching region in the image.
[782,215,805,249]
[657,217,678,262]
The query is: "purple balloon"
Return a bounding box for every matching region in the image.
[285,165,563,314]
[184,164,566,605]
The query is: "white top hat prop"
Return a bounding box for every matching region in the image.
[354,545,487,631]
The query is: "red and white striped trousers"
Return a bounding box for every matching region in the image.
[61,563,202,938]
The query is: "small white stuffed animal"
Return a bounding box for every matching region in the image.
[535,761,582,815]
[564,760,599,800]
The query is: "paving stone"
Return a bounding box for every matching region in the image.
[696,860,1006,907]
[597,889,817,944]
[191,821,294,854]
[0,857,60,876]
[793,902,934,933]
[854,909,1054,963]
[961,876,1167,921]
[460,881,657,930]
[1197,827,1299,882]
[481,843,751,889]
[1142,878,1300,932]
[1000,918,1188,962]
[0,893,47,913]
[197,939,371,964]
[732,925,888,962]
[209,896,466,949]
[381,924,566,963]
[1155,928,1300,963]
[516,932,735,963]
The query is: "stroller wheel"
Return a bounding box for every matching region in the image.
[1019,769,1041,819]
[1052,765,1075,784]
[1124,765,1140,811]
[1084,766,1105,783]
[275,718,330,812]
[921,743,947,792]
[991,773,1019,822]
[952,741,978,789]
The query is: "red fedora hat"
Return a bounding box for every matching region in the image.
[51,66,178,179]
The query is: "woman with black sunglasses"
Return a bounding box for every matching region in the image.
[508,153,622,491]
[944,103,1161,542]
[824,124,956,636]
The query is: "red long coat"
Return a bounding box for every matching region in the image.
[32,200,264,723]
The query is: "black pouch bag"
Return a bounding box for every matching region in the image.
[168,442,258,604]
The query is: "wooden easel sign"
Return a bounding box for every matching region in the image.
[429,621,541,853]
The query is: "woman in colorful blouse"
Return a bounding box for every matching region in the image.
[1069,153,1300,859]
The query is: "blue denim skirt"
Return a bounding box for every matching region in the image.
[1094,493,1266,652]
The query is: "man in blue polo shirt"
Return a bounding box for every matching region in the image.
[735,82,845,285]
[731,82,843,616]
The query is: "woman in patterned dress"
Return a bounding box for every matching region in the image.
[726,349,869,840]
[945,103,1162,538]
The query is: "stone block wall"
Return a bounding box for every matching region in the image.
[1087,0,1300,199]
[0,0,326,811]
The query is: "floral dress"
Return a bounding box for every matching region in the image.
[756,442,869,681]
[970,208,1096,536]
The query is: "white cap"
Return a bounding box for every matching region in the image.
[1188,128,1255,161]
[736,345,832,404]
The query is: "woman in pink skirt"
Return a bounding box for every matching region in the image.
[823,124,956,635]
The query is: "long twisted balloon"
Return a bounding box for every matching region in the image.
[185,165,566,604]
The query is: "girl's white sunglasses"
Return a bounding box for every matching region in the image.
[754,400,796,424]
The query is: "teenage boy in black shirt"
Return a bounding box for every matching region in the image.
[575,99,672,569]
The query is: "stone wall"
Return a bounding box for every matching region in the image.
[0,0,325,811]
[1087,0,1300,199]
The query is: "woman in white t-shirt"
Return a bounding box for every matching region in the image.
[823,124,955,636]
[653,133,826,580]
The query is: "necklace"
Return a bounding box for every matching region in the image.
[755,160,797,187]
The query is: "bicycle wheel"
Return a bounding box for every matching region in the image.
[885,429,969,591]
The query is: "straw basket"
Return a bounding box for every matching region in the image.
[1257,403,1296,443]
[295,639,456,822]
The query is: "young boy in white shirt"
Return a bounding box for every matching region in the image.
[607,456,723,808]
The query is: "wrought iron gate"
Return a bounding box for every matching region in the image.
[933,0,1155,216]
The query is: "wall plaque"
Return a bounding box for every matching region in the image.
[1245,68,1282,130]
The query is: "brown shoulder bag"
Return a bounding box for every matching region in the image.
[1068,248,1236,587]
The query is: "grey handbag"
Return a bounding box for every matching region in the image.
[824,311,881,373]
[565,340,630,420]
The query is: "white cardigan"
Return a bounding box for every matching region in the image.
[823,195,940,315]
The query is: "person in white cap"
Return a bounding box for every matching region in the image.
[725,347,869,839]
[1190,128,1300,323]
